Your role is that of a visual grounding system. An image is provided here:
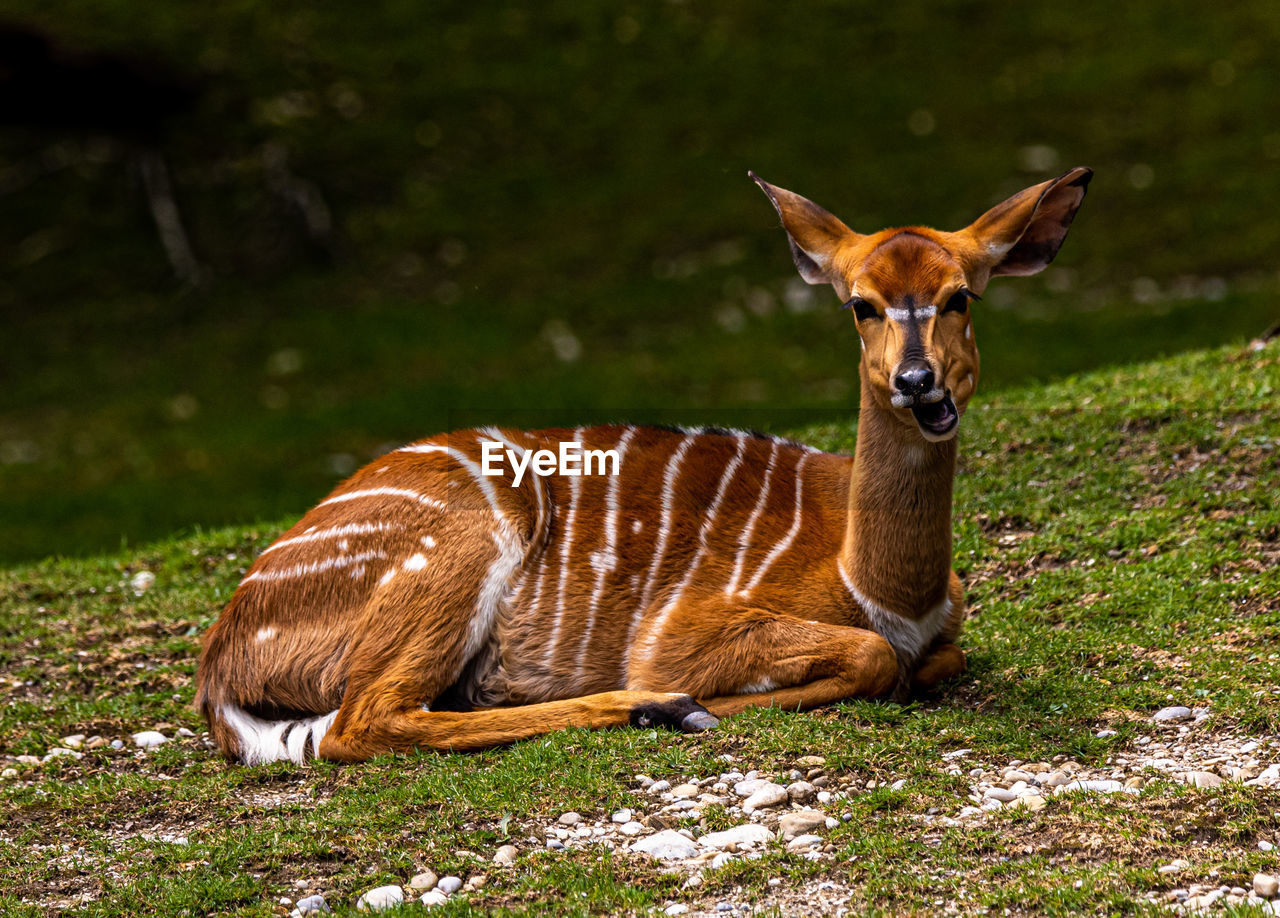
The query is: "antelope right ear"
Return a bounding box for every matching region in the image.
[750,171,859,289]
[959,167,1093,280]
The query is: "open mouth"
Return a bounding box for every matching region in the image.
[909,392,959,439]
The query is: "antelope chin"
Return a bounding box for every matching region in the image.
[910,392,959,441]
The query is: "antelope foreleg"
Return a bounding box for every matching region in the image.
[629,603,899,718]
[317,690,716,761]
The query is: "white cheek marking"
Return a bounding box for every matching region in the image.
[967,373,974,388]
[255,626,276,642]
[965,324,972,339]
[403,553,427,571]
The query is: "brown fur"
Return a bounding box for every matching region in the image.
[196,169,1091,762]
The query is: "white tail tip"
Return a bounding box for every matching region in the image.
[219,705,338,765]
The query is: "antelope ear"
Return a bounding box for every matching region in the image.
[961,167,1092,278]
[750,171,859,287]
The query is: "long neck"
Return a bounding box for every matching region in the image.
[840,366,956,618]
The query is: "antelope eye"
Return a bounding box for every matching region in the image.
[943,289,975,314]
[845,297,879,321]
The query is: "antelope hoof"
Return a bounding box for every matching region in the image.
[630,695,719,733]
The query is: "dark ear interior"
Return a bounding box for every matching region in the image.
[750,171,857,286]
[971,167,1093,277]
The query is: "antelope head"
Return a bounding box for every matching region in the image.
[752,168,1092,441]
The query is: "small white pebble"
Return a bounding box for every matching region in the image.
[130,571,156,593]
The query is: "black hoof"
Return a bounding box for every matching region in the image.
[629,695,719,733]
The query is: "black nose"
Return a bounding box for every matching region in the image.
[894,363,935,397]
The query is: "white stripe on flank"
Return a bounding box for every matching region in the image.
[837,559,952,664]
[743,451,811,594]
[637,434,694,611]
[526,549,551,627]
[543,428,585,667]
[622,434,694,681]
[637,434,747,665]
[575,427,636,680]
[397,443,506,521]
[467,527,523,664]
[477,427,547,536]
[245,550,387,584]
[318,487,445,513]
[724,440,779,596]
[219,705,340,765]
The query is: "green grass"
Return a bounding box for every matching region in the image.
[3,0,1280,560]
[2,342,1278,915]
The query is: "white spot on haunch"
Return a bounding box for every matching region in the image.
[403,553,428,571]
[422,535,436,548]
[255,626,277,642]
[337,539,349,551]
[379,568,396,587]
[349,565,365,578]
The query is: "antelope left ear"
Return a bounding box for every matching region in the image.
[750,171,860,291]
[959,167,1092,279]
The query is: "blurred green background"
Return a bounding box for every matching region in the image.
[2,1,1278,562]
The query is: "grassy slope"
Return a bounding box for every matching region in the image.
[3,1,1280,561]
[1,341,1277,916]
